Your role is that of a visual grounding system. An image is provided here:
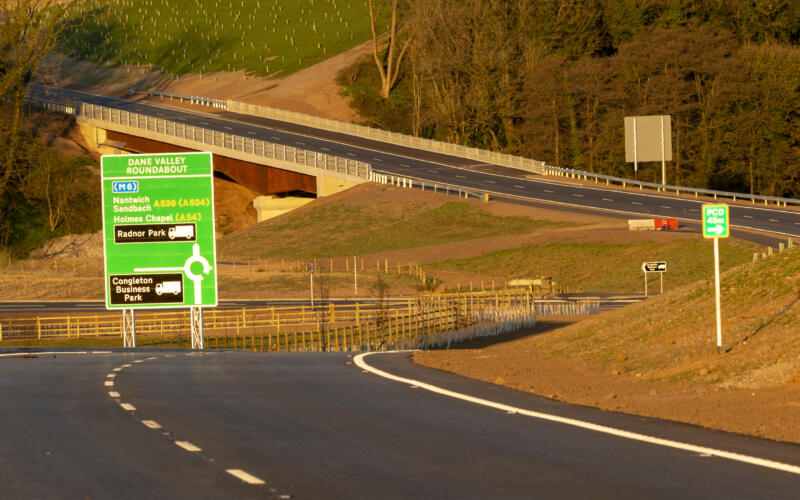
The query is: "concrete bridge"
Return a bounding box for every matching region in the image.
[28,85,372,221]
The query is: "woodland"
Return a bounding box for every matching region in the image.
[347,0,800,197]
[2,0,800,256]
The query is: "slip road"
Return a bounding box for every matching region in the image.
[1,349,800,498]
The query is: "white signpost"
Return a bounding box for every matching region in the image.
[702,204,730,352]
[641,261,667,296]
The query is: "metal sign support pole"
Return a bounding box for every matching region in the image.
[713,238,723,352]
[644,271,648,297]
[660,271,664,294]
[310,272,314,307]
[190,306,204,349]
[122,308,136,348]
[661,115,666,186]
[633,116,638,181]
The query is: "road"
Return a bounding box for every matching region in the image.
[2,349,800,499]
[30,85,800,241]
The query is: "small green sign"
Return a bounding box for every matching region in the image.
[101,152,217,309]
[702,204,729,239]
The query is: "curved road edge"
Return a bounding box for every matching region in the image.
[355,350,800,477]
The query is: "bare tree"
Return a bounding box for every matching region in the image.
[367,0,415,99]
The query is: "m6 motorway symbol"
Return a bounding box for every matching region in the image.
[702,204,729,239]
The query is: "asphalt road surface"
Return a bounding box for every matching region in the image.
[2,349,800,499]
[30,85,800,241]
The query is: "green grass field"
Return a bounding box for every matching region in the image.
[60,0,376,77]
[427,239,757,293]
[219,201,581,259]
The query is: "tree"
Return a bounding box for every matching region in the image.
[367,0,415,99]
[1,0,77,195]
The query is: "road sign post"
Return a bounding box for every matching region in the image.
[641,261,667,296]
[702,204,729,352]
[101,152,217,348]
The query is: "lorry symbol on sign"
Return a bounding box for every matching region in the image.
[155,281,182,295]
[169,225,194,240]
[112,181,138,193]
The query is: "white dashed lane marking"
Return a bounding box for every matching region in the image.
[104,355,277,492]
[514,185,525,189]
[632,202,642,205]
[602,198,614,202]
[743,215,753,219]
[572,194,583,197]
[176,441,202,452]
[227,469,266,485]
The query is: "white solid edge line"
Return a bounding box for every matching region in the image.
[0,351,112,358]
[353,351,800,476]
[226,469,266,485]
[175,441,202,452]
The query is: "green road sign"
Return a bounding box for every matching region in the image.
[101,152,217,309]
[702,204,729,239]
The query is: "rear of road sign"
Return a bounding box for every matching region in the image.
[101,152,217,309]
[702,204,729,239]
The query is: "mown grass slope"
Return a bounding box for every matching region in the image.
[515,246,800,386]
[60,0,375,77]
[219,200,580,259]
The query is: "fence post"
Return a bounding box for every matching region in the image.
[37,317,41,340]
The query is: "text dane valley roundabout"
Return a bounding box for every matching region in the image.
[101,152,217,309]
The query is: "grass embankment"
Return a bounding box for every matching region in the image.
[428,239,755,293]
[416,246,800,442]
[2,185,763,299]
[60,0,375,77]
[220,200,573,258]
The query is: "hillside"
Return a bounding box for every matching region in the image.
[1,183,759,300]
[416,245,800,444]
